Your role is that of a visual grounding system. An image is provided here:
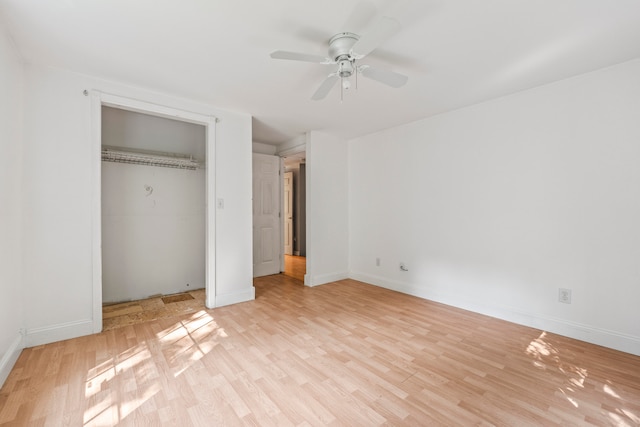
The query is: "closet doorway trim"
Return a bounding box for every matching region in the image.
[90,91,217,333]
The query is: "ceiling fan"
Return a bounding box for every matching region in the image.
[270,17,408,100]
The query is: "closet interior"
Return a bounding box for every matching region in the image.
[101,106,206,304]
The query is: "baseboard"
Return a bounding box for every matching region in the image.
[25,319,94,348]
[350,271,640,357]
[0,332,25,388]
[214,286,255,308]
[305,271,349,287]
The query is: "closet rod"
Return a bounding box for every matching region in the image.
[101,146,201,170]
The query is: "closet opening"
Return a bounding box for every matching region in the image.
[100,107,206,329]
[90,93,217,333]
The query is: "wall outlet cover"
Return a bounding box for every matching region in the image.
[559,288,572,304]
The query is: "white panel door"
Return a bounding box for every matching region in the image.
[253,153,281,277]
[283,171,294,255]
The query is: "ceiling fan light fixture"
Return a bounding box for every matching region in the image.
[338,58,354,78]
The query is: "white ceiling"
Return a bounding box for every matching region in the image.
[2,0,640,146]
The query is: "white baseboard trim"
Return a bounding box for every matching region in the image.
[305,271,349,287]
[215,287,255,308]
[0,332,25,388]
[350,271,640,357]
[25,319,94,348]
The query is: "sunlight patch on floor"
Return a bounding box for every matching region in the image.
[604,383,621,398]
[83,311,224,425]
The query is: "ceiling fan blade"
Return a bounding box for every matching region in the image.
[360,66,408,88]
[311,74,339,100]
[270,50,330,63]
[350,16,401,58]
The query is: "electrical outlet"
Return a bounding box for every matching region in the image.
[400,262,409,272]
[376,257,380,266]
[559,288,572,304]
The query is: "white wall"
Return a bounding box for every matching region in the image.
[252,142,277,155]
[101,164,206,303]
[103,106,206,159]
[349,59,640,356]
[214,101,254,305]
[306,131,349,285]
[0,25,25,386]
[21,65,254,346]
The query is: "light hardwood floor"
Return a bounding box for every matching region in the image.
[1,275,639,426]
[284,255,306,282]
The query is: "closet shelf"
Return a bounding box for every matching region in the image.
[101,146,201,170]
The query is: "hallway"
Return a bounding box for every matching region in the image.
[283,255,305,282]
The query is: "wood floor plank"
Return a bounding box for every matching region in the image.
[283,255,306,282]
[1,276,639,426]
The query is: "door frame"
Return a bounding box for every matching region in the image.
[283,171,294,256]
[90,91,217,333]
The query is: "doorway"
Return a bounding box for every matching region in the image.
[90,92,217,333]
[251,149,306,282]
[282,155,306,282]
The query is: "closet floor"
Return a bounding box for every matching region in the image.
[102,289,205,331]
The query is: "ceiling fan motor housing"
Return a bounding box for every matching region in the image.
[328,32,359,61]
